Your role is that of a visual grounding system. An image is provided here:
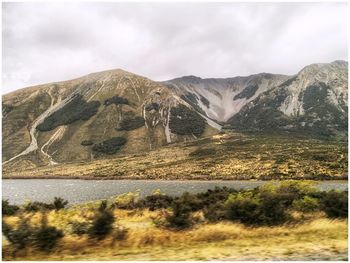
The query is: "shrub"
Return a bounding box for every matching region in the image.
[3,213,64,251]
[81,140,93,146]
[2,200,19,216]
[225,190,291,226]
[175,192,203,211]
[257,191,292,225]
[117,116,145,131]
[2,218,33,250]
[292,196,319,212]
[203,203,226,222]
[277,180,318,197]
[22,198,68,212]
[23,201,53,212]
[37,94,100,131]
[113,191,141,209]
[89,201,115,239]
[92,137,127,155]
[165,192,202,229]
[257,181,317,207]
[320,190,348,218]
[33,225,63,251]
[166,201,193,229]
[225,192,261,225]
[196,187,237,208]
[104,96,129,106]
[52,197,68,210]
[169,104,206,137]
[141,191,173,211]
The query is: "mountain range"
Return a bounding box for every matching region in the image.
[2,60,348,169]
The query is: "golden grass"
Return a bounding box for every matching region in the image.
[3,207,348,261]
[3,132,347,180]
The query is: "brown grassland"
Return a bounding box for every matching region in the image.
[2,202,348,261]
[3,132,348,180]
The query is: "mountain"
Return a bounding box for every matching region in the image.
[164,73,289,122]
[228,60,348,138]
[2,69,219,168]
[2,60,348,170]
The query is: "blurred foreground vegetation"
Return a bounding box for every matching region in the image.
[2,181,348,260]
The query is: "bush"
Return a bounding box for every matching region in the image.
[257,181,317,207]
[175,192,203,211]
[225,190,291,226]
[257,191,292,225]
[165,192,202,229]
[23,198,68,212]
[141,191,173,211]
[52,197,68,210]
[92,137,127,155]
[37,94,100,131]
[203,203,226,222]
[166,201,193,229]
[169,104,206,137]
[33,226,63,251]
[81,140,93,146]
[23,201,53,212]
[104,96,129,106]
[2,200,19,216]
[277,180,317,197]
[320,190,348,218]
[3,213,64,251]
[113,191,141,209]
[196,187,237,208]
[292,196,320,212]
[2,218,33,250]
[89,201,115,239]
[225,192,261,225]
[117,116,145,131]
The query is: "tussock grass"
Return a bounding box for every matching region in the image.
[3,207,348,261]
[3,132,348,180]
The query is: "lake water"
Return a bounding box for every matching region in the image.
[2,179,348,205]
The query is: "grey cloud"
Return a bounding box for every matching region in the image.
[2,2,348,93]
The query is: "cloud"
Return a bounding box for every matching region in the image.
[2,2,348,93]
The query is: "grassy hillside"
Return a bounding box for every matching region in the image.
[3,131,347,180]
[2,69,218,168]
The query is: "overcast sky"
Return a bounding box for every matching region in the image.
[2,2,348,93]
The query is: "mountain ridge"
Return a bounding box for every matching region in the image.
[2,60,348,169]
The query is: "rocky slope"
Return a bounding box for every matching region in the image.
[228,60,348,138]
[2,69,219,168]
[2,60,347,169]
[164,73,289,122]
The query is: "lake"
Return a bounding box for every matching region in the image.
[2,179,348,205]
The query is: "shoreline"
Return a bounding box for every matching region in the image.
[2,175,348,181]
